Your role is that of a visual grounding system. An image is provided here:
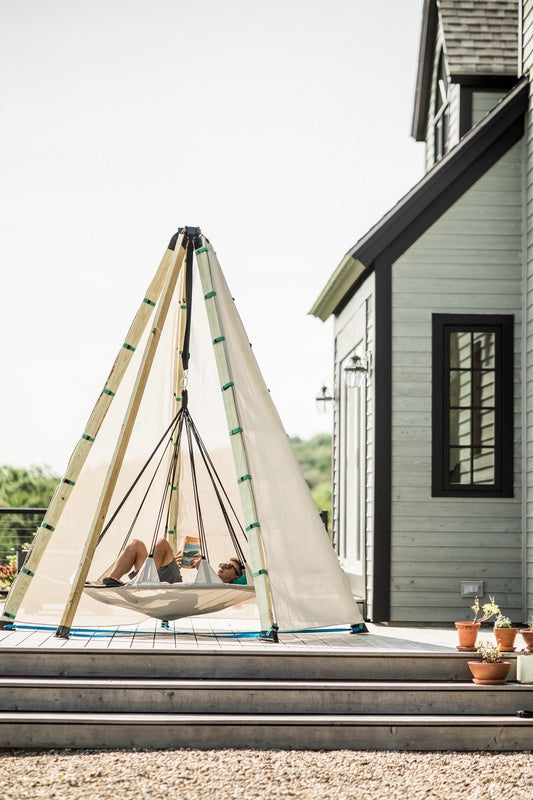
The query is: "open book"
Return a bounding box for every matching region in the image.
[180,535,201,568]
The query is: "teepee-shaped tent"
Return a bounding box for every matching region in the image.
[1,228,363,640]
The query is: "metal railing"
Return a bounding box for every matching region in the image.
[0,507,46,569]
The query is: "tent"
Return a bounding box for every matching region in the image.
[1,228,363,640]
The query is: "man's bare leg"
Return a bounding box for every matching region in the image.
[108,539,149,581]
[153,538,175,570]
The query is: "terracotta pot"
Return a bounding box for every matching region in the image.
[467,660,511,685]
[494,627,518,652]
[455,621,481,651]
[520,629,533,653]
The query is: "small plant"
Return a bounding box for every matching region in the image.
[476,640,503,663]
[0,555,17,591]
[470,595,500,623]
[494,613,512,629]
[525,615,533,630]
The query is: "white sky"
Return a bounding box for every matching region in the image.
[1,0,425,474]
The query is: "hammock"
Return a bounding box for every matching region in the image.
[2,227,363,638]
[83,583,255,622]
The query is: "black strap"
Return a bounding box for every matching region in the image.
[181,238,194,373]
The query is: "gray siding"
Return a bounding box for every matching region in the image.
[523,0,533,619]
[472,90,508,124]
[364,293,374,616]
[390,143,523,622]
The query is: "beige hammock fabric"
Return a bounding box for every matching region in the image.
[11,231,362,632]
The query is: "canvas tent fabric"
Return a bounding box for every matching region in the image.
[4,229,362,633]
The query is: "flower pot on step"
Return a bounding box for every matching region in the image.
[455,621,481,651]
[494,627,518,652]
[520,629,533,653]
[467,661,511,685]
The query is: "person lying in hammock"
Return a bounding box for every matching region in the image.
[90,538,182,587]
[181,552,248,585]
[87,540,246,587]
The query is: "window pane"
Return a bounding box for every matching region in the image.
[450,332,471,368]
[478,370,495,407]
[478,409,495,447]
[473,332,495,369]
[450,369,471,407]
[473,448,495,484]
[449,408,470,447]
[449,447,471,484]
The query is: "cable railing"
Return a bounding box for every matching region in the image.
[0,508,46,593]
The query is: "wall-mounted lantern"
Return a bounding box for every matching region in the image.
[315,384,334,413]
[344,352,372,389]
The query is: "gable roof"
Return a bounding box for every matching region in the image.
[412,0,518,141]
[310,77,527,322]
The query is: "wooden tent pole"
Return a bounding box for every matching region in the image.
[166,266,188,553]
[55,232,187,637]
[0,245,176,628]
[195,237,279,641]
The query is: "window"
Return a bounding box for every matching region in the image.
[432,314,513,497]
[433,51,450,162]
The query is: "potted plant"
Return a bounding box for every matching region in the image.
[455,595,500,651]
[520,616,533,653]
[493,613,518,652]
[468,640,511,685]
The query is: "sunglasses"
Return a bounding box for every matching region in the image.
[219,562,238,573]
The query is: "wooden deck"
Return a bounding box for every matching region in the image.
[0,616,468,653]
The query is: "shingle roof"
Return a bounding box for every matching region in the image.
[438,0,518,78]
[412,0,519,140]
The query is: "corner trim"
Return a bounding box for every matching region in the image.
[371,257,392,621]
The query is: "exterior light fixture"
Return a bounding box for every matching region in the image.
[344,352,372,389]
[315,384,333,413]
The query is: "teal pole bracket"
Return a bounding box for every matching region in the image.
[259,625,279,643]
[350,622,369,634]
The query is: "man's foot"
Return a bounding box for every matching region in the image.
[102,577,125,587]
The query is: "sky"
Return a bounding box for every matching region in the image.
[1,0,425,475]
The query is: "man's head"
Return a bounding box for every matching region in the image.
[217,557,244,583]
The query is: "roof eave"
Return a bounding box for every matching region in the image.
[309,254,367,322]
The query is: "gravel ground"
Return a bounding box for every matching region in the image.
[1,749,532,800]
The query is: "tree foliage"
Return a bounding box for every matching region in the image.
[290,434,332,530]
[0,466,59,572]
[0,465,59,508]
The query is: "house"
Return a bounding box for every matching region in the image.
[310,0,533,623]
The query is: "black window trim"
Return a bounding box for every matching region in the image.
[432,313,513,498]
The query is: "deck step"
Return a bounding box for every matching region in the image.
[0,711,531,751]
[2,647,531,751]
[1,678,532,716]
[0,646,505,681]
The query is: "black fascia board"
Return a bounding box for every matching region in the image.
[336,78,528,314]
[411,0,438,141]
[450,74,518,88]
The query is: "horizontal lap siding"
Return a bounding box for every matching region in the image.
[365,294,374,615]
[523,0,533,621]
[472,90,508,125]
[390,143,523,623]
